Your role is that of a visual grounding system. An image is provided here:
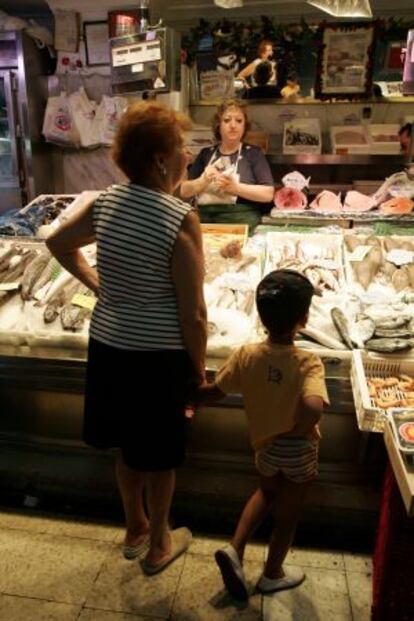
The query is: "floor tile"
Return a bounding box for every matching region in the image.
[190,534,266,562]
[171,552,263,620]
[0,529,110,603]
[0,509,122,542]
[0,509,56,534]
[45,517,122,542]
[285,547,344,571]
[346,570,372,621]
[0,594,81,620]
[79,608,156,620]
[262,566,352,621]
[343,553,372,573]
[85,544,183,617]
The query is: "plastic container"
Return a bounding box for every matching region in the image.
[330,125,370,155]
[351,350,414,433]
[367,124,401,155]
[283,118,321,154]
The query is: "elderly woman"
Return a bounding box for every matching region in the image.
[180,100,274,232]
[47,102,207,575]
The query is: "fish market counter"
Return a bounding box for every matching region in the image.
[0,344,383,531]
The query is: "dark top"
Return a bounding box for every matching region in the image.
[188,143,274,214]
[243,85,281,99]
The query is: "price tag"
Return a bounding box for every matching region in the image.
[386,249,414,266]
[0,282,20,291]
[348,246,371,262]
[72,293,96,311]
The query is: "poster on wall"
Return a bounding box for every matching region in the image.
[315,22,375,99]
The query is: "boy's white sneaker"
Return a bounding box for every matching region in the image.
[214,544,249,600]
[257,567,305,594]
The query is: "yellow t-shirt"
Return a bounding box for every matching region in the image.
[215,341,330,450]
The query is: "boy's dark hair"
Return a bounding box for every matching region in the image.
[253,61,273,86]
[256,269,314,337]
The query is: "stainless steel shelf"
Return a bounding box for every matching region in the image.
[266,154,406,165]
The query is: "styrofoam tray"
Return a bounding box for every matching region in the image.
[283,118,321,155]
[264,231,345,287]
[351,350,414,433]
[367,124,401,155]
[330,125,370,155]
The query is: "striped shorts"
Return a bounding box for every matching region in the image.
[255,437,319,483]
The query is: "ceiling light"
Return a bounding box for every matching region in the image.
[214,0,243,8]
[306,0,372,18]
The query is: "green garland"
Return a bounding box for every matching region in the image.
[182,16,414,66]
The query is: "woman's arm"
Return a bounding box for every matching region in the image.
[237,60,256,81]
[180,164,220,199]
[46,201,99,295]
[172,210,207,384]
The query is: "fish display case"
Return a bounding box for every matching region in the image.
[0,222,384,526]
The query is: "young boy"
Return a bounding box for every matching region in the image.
[197,269,329,599]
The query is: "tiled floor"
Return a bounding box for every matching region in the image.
[0,509,372,620]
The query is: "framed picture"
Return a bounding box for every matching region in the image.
[83,21,110,66]
[384,41,406,71]
[315,22,376,100]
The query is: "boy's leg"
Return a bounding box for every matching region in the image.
[262,472,310,579]
[231,487,269,561]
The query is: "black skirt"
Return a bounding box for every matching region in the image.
[84,337,195,471]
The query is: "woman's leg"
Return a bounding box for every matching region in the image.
[231,487,270,562]
[115,451,149,546]
[145,469,176,565]
[262,473,310,579]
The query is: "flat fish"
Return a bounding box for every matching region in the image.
[365,338,412,353]
[374,327,414,339]
[43,277,80,324]
[349,316,375,348]
[0,249,38,306]
[374,315,411,330]
[331,307,354,349]
[60,286,94,332]
[21,251,51,300]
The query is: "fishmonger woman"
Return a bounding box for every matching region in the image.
[180,100,274,232]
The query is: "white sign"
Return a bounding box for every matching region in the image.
[112,40,161,67]
[386,249,414,266]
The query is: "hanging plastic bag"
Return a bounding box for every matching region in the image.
[68,87,100,148]
[42,91,80,147]
[94,95,128,146]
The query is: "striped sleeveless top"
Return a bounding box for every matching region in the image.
[90,183,192,350]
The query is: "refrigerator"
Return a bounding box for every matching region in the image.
[0,30,53,214]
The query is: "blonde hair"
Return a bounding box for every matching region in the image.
[112,101,191,183]
[211,100,251,142]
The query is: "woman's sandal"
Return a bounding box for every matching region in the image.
[123,533,150,560]
[140,527,192,575]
